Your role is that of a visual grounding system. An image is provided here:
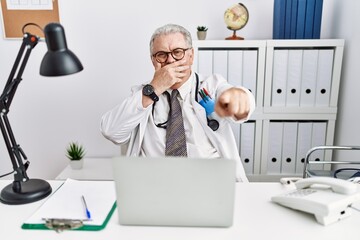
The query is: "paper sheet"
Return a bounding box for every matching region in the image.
[6,0,53,10]
[24,179,116,226]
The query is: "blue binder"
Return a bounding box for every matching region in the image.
[290,0,299,39]
[284,0,293,39]
[273,0,286,39]
[295,0,306,39]
[304,0,316,39]
[312,0,323,39]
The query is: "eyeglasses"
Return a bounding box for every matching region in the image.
[334,168,360,180]
[152,48,191,63]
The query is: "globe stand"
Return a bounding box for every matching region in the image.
[226,30,243,40]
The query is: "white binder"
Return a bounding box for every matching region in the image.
[240,122,255,174]
[272,50,288,106]
[286,50,303,106]
[310,122,327,171]
[296,122,313,174]
[242,50,258,99]
[197,50,213,76]
[281,122,298,174]
[315,49,334,106]
[228,50,243,86]
[213,50,228,78]
[227,50,243,149]
[300,50,319,106]
[267,121,283,174]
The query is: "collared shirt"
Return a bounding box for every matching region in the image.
[141,73,221,158]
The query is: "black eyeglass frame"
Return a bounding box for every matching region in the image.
[333,168,360,179]
[152,48,191,63]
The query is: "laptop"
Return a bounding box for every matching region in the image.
[112,156,236,227]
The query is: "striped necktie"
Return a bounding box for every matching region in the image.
[165,90,187,156]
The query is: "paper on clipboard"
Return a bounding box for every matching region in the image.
[22,179,116,231]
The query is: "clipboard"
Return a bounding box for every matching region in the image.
[21,179,117,231]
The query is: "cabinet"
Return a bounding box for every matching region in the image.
[193,39,344,181]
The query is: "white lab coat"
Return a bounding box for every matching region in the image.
[101,73,255,182]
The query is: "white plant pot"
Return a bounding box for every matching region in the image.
[197,31,207,40]
[69,159,84,170]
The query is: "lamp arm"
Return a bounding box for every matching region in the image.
[0,33,38,185]
[0,22,82,204]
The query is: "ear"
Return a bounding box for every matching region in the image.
[188,48,194,65]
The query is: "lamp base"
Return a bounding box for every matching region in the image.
[0,179,52,205]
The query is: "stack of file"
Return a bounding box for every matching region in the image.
[273,0,323,39]
[267,121,327,175]
[271,48,334,107]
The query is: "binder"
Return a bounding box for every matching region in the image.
[296,0,307,39]
[315,49,334,106]
[227,49,243,148]
[230,121,241,154]
[242,50,258,98]
[286,50,303,106]
[213,50,228,78]
[300,49,318,106]
[273,0,286,39]
[267,121,283,174]
[296,122,313,174]
[281,122,298,174]
[312,0,323,39]
[228,50,243,86]
[272,50,288,106]
[240,121,255,174]
[22,179,116,231]
[310,122,327,171]
[290,0,298,39]
[197,50,213,76]
[284,0,293,39]
[304,0,316,39]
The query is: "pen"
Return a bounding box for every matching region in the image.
[200,89,209,101]
[198,91,207,102]
[81,195,91,220]
[203,88,212,99]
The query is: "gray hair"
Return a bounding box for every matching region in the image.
[149,24,192,54]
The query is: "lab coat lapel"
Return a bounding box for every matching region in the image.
[191,81,224,155]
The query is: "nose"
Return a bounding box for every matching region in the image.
[165,52,176,64]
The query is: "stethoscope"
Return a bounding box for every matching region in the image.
[152,73,219,131]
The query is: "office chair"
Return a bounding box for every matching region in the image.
[303,145,360,179]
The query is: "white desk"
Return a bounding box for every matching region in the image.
[0,180,359,240]
[56,158,113,180]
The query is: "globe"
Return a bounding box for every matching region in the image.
[224,3,249,40]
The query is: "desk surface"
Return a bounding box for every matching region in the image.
[0,180,359,240]
[56,157,113,180]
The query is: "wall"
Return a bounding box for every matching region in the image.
[331,1,360,158]
[0,0,354,180]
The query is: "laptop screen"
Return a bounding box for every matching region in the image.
[112,156,236,227]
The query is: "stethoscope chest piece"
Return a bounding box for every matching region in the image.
[207,118,219,131]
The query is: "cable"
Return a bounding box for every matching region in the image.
[0,170,15,178]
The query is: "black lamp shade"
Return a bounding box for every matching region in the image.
[40,23,83,76]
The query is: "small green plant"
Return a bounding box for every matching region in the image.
[66,142,85,161]
[197,26,208,31]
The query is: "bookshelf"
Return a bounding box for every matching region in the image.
[193,39,344,181]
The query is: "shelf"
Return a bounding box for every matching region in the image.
[193,39,344,180]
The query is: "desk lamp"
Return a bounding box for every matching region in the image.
[0,23,83,204]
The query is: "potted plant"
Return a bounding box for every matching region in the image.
[197,26,208,40]
[66,142,86,170]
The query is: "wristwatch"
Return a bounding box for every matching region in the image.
[142,84,159,102]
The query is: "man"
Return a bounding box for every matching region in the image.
[100,24,255,182]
